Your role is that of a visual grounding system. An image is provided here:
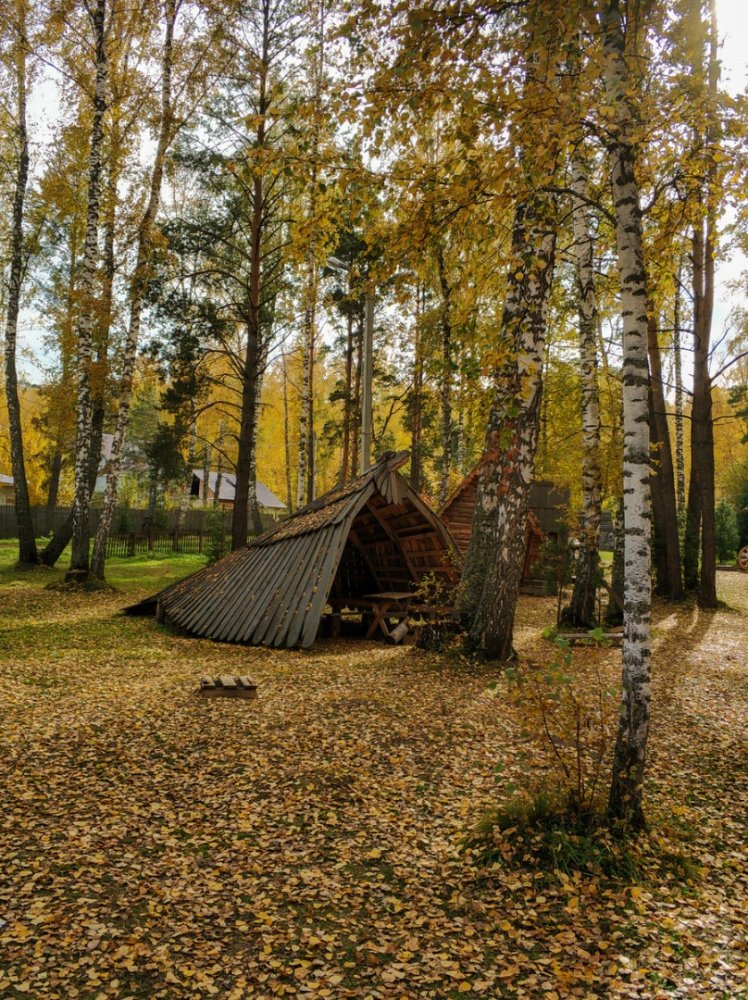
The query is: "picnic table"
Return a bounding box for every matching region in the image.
[327,591,415,639]
[361,591,414,639]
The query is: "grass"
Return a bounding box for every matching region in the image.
[0,538,206,593]
[0,551,746,998]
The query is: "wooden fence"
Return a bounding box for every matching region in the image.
[0,504,279,555]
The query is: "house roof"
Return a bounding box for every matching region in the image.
[129,452,461,648]
[191,470,286,510]
[0,474,13,486]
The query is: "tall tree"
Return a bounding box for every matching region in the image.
[600,0,652,830]
[682,0,720,606]
[91,0,177,580]
[66,0,108,581]
[566,151,602,627]
[2,0,38,565]
[647,308,683,599]
[456,186,557,658]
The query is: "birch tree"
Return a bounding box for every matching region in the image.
[91,0,178,580]
[600,0,652,829]
[66,0,108,582]
[456,188,557,659]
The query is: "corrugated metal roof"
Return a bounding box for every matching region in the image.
[129,452,461,648]
[191,470,286,510]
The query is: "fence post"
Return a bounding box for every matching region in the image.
[172,526,179,553]
[128,532,136,557]
[198,530,203,554]
[148,528,153,552]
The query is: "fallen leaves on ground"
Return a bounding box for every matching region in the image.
[0,556,746,998]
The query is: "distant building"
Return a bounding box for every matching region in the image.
[190,470,286,517]
[0,474,15,505]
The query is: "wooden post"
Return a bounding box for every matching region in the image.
[127,532,135,557]
[172,526,179,552]
[198,529,203,554]
[148,527,153,552]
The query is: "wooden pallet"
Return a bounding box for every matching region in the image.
[197,675,258,699]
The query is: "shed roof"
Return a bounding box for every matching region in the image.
[191,470,286,510]
[440,464,568,556]
[129,452,461,648]
[0,474,13,486]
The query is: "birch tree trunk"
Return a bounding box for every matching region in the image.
[566,153,601,628]
[601,0,652,830]
[3,0,38,566]
[67,0,108,581]
[91,0,176,579]
[455,192,556,659]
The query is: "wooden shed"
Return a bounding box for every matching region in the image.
[128,452,461,648]
[439,467,568,589]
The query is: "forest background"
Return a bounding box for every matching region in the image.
[1,0,747,545]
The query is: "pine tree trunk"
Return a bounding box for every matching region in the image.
[566,153,601,629]
[247,366,265,537]
[606,498,625,627]
[455,192,556,659]
[350,312,362,478]
[410,284,424,495]
[436,246,453,508]
[296,287,315,508]
[91,0,176,579]
[67,0,108,581]
[673,267,686,522]
[3,4,38,566]
[231,3,269,550]
[341,310,354,482]
[46,447,63,511]
[202,447,211,506]
[601,0,652,831]
[692,218,717,606]
[281,352,293,510]
[647,312,683,599]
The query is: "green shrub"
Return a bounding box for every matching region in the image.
[715,499,739,563]
[205,506,227,563]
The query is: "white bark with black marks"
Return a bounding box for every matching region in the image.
[456,193,556,660]
[91,0,176,579]
[601,0,652,830]
[68,0,108,578]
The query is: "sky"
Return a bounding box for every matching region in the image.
[712,0,748,352]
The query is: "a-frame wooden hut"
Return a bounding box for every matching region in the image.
[128,452,461,648]
[440,467,568,589]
